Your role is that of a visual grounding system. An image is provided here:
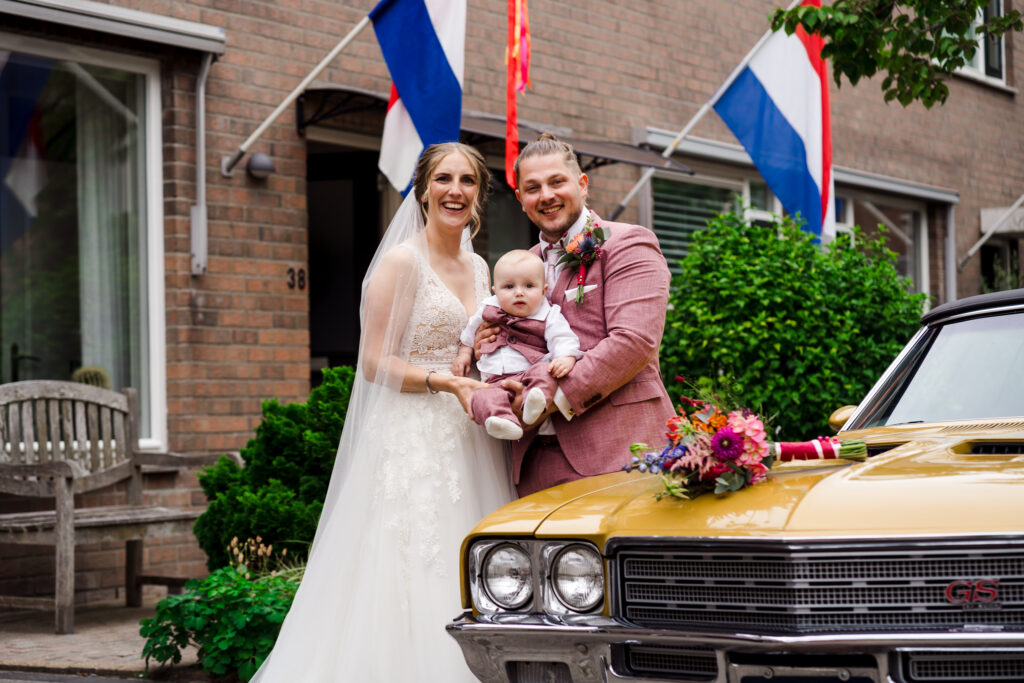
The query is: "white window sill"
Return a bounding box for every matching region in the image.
[953,68,1017,95]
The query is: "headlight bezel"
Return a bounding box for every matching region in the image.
[468,538,605,616]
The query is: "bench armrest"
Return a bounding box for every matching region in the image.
[0,461,87,497]
[0,461,87,479]
[133,451,243,468]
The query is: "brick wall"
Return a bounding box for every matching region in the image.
[2,0,1022,606]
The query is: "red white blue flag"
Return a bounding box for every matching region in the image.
[1,51,53,252]
[370,0,465,195]
[713,0,835,241]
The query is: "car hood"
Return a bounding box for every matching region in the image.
[469,426,1024,547]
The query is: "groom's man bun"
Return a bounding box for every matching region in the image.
[513,132,584,188]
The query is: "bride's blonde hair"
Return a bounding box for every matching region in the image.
[413,142,491,238]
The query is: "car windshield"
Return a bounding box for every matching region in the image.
[853,311,1024,428]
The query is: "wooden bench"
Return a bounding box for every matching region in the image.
[0,380,223,633]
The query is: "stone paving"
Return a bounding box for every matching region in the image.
[0,672,133,682]
[0,599,198,679]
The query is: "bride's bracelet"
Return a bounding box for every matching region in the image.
[425,370,440,394]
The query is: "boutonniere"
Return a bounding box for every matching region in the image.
[556,215,607,303]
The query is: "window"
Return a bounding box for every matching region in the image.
[962,0,1005,83]
[652,177,738,272]
[981,240,1021,291]
[0,35,165,445]
[834,192,929,294]
[651,175,785,271]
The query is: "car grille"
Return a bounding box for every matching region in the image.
[612,539,1024,634]
[900,649,1024,681]
[609,643,718,680]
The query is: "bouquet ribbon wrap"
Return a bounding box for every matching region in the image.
[773,437,866,462]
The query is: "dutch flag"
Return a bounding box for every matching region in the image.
[714,0,835,242]
[370,0,465,195]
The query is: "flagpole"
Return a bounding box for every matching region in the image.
[221,15,372,177]
[609,0,801,220]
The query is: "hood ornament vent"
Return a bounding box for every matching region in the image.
[941,421,1024,434]
[969,442,1024,455]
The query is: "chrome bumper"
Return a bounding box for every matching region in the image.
[447,611,1024,683]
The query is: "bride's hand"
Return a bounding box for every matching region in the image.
[437,374,493,420]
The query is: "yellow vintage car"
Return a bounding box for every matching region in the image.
[448,289,1024,683]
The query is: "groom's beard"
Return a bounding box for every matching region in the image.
[537,206,584,244]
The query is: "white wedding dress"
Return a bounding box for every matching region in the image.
[252,245,513,681]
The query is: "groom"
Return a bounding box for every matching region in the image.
[488,133,675,497]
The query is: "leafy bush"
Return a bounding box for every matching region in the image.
[140,563,298,681]
[194,366,355,569]
[661,211,926,440]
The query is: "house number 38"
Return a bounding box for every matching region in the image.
[287,267,306,290]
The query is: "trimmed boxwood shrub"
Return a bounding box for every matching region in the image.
[193,366,355,569]
[660,211,926,441]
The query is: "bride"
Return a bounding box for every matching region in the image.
[252,142,514,681]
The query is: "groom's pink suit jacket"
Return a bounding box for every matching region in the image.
[511,211,675,488]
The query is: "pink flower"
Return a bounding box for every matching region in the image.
[747,463,769,484]
[729,411,769,461]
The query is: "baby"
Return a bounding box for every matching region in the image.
[453,250,582,440]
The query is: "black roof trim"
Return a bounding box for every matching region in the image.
[299,83,692,175]
[921,288,1024,325]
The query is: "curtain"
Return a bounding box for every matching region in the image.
[75,65,144,401]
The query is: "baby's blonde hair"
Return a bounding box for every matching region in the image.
[494,249,545,280]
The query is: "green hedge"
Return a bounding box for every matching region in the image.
[660,211,926,440]
[193,366,355,569]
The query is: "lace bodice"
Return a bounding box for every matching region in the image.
[398,246,490,370]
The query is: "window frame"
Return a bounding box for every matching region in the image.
[833,188,930,296]
[0,30,167,450]
[956,0,1009,88]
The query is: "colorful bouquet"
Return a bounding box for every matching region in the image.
[625,396,867,501]
[556,214,606,303]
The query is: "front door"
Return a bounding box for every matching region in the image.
[307,145,380,382]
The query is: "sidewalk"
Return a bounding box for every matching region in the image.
[0,599,200,680]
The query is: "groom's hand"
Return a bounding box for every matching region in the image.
[472,322,500,360]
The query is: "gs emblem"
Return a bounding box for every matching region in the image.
[945,579,1000,610]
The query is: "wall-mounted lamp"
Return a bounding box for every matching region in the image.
[246,152,276,179]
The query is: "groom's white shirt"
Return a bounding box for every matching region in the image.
[541,209,589,284]
[537,210,590,432]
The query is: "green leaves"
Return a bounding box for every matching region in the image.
[770,0,1022,108]
[660,211,925,441]
[140,565,298,680]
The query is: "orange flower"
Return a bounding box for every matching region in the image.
[565,233,585,252]
[691,416,714,433]
[708,412,728,431]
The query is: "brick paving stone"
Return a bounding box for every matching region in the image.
[0,673,135,682]
[0,599,198,678]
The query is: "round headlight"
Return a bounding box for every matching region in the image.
[483,544,533,609]
[552,545,604,611]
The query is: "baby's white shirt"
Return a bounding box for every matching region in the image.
[460,296,581,380]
